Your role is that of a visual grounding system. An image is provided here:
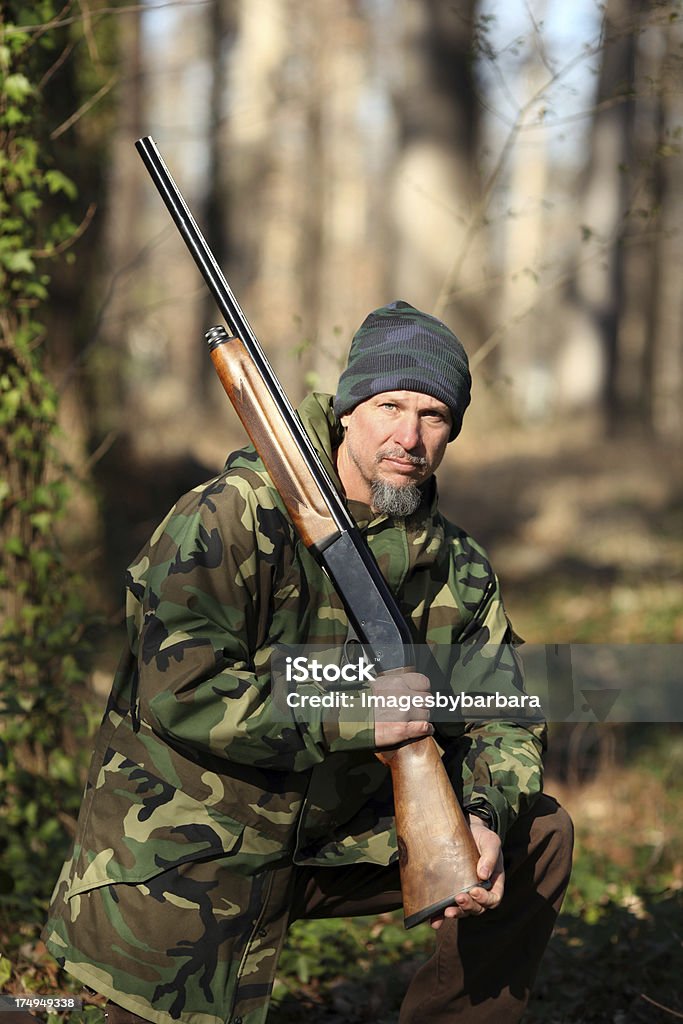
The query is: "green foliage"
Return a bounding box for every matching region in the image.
[270,913,435,1023]
[0,1,99,921]
[267,890,683,1023]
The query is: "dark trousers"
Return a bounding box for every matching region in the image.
[106,794,573,1023]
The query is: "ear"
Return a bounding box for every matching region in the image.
[339,412,351,430]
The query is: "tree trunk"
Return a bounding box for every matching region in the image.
[566,0,681,436]
[390,0,485,349]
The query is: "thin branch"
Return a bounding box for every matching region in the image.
[433,34,605,319]
[399,177,467,226]
[525,0,556,77]
[83,429,119,473]
[30,0,74,45]
[57,226,174,393]
[3,0,212,35]
[640,994,683,1020]
[38,38,77,90]
[477,39,524,121]
[433,117,521,318]
[516,90,654,132]
[33,203,97,258]
[78,0,103,67]
[50,75,117,140]
[97,280,208,329]
[468,228,674,371]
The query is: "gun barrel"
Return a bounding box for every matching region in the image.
[135,137,343,527]
[135,137,414,666]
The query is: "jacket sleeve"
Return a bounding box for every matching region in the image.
[125,469,375,772]
[435,541,546,841]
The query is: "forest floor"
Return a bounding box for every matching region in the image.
[2,416,682,1023]
[444,411,683,646]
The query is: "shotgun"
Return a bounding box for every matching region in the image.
[135,135,484,928]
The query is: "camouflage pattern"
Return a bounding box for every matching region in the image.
[44,392,545,1024]
[333,300,471,439]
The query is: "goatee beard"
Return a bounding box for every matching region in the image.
[370,478,422,516]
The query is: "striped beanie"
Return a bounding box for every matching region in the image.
[334,300,471,441]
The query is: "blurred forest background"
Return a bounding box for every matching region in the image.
[1,0,682,1021]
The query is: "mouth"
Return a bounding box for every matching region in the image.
[378,452,427,478]
[382,457,420,472]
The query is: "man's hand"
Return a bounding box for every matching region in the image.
[429,815,505,930]
[372,671,434,748]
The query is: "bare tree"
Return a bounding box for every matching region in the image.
[570,0,683,437]
[219,0,391,396]
[389,0,486,349]
[90,3,145,432]
[638,13,683,440]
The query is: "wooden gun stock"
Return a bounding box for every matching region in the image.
[136,135,484,928]
[207,329,335,549]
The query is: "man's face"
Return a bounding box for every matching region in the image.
[336,390,452,512]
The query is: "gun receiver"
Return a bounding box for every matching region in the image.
[135,135,483,928]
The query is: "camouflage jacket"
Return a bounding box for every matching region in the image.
[55,393,545,903]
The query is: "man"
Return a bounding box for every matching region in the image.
[44,300,572,1023]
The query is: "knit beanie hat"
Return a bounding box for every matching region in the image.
[333,300,471,441]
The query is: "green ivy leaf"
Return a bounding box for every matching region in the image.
[1,249,35,273]
[3,72,33,103]
[29,511,53,534]
[28,549,53,583]
[4,537,25,557]
[44,169,78,200]
[32,484,53,507]
[23,281,49,301]
[16,191,41,217]
[0,386,21,420]
[3,105,28,127]
[0,955,12,986]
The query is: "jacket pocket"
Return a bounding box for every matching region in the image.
[66,748,245,898]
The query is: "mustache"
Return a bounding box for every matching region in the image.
[376,446,427,467]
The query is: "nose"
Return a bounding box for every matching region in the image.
[393,414,422,452]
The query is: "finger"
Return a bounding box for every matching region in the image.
[399,720,433,737]
[435,874,505,920]
[488,873,506,904]
[462,880,503,911]
[374,671,431,692]
[477,851,499,882]
[373,697,431,726]
[374,720,434,747]
[454,893,486,916]
[469,823,503,882]
[441,904,461,920]
[404,673,431,692]
[430,905,462,929]
[468,886,500,908]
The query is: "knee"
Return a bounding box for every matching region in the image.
[535,796,574,899]
[548,800,574,853]
[530,794,573,848]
